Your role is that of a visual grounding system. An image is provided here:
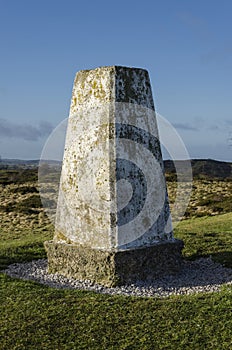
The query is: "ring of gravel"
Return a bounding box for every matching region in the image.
[2,258,232,298]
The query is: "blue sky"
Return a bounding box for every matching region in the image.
[0,0,231,161]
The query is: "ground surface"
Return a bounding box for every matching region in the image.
[0,165,232,349]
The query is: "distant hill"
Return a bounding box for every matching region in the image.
[1,158,231,179]
[0,158,39,166]
[164,159,232,180]
[0,159,60,169]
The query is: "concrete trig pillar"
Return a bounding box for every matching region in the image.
[44,66,183,286]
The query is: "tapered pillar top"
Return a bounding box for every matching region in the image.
[70,66,155,116]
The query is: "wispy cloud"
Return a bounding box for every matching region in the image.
[173,123,198,131]
[201,44,232,64]
[205,120,232,132]
[176,11,210,40]
[227,132,232,148]
[225,119,232,126]
[177,11,205,28]
[0,119,53,141]
[208,125,220,131]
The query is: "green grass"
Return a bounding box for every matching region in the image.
[0,225,53,270]
[0,274,232,350]
[175,213,232,267]
[1,213,232,349]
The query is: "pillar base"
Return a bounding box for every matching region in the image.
[44,239,184,287]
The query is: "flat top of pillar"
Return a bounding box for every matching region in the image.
[76,65,149,75]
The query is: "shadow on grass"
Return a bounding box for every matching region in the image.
[0,243,47,270]
[209,251,232,268]
[183,248,232,265]
[182,249,232,269]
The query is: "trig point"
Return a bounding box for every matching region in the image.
[44,66,184,286]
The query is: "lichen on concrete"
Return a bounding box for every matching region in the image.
[44,239,184,287]
[45,66,183,286]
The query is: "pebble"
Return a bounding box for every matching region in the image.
[2,257,232,298]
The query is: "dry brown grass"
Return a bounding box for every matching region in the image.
[167,179,232,219]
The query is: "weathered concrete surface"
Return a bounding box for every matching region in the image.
[45,66,183,285]
[53,66,173,250]
[44,239,184,287]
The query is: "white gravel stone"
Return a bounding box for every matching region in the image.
[2,257,232,298]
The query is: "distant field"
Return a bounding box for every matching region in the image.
[0,165,232,349]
